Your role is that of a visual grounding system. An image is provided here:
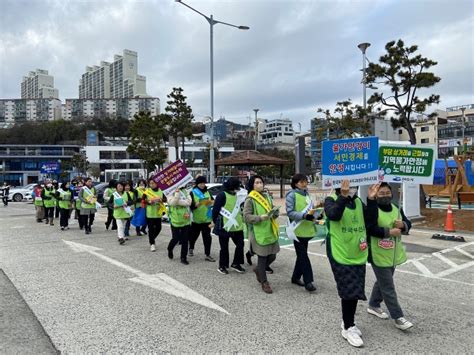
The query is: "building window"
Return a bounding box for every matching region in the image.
[99,151,112,159]
[421,138,429,143]
[113,151,127,160]
[398,129,403,134]
[421,126,429,132]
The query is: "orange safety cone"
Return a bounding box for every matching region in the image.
[444,205,456,232]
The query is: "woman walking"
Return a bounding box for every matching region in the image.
[57,182,72,231]
[366,182,413,330]
[134,179,148,236]
[142,178,166,251]
[167,186,192,265]
[41,179,56,226]
[243,176,279,294]
[104,179,117,230]
[286,173,317,292]
[324,179,379,348]
[110,181,133,245]
[79,177,98,235]
[33,183,44,223]
[189,176,215,261]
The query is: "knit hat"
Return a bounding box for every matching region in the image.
[195,176,207,185]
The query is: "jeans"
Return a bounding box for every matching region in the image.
[369,266,404,319]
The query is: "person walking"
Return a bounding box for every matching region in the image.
[324,179,380,348]
[57,182,73,231]
[286,173,318,292]
[189,176,216,261]
[73,180,85,230]
[53,180,60,219]
[142,178,166,251]
[212,177,247,275]
[32,183,44,222]
[123,181,135,238]
[366,182,413,331]
[134,179,148,236]
[79,177,98,235]
[1,182,10,206]
[41,179,56,226]
[243,176,280,294]
[167,186,192,265]
[110,181,133,245]
[104,179,117,230]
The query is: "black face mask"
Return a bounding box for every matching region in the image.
[377,197,392,206]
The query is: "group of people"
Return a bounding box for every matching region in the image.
[29,172,413,348]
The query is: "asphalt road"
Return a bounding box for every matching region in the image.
[1,202,473,353]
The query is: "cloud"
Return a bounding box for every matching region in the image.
[1,0,473,130]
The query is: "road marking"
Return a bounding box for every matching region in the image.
[435,261,474,278]
[409,260,434,276]
[10,226,25,229]
[63,240,229,314]
[454,247,474,259]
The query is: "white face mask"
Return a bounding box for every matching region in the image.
[47,183,52,188]
[349,187,358,198]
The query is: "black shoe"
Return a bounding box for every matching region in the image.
[118,238,125,245]
[181,259,189,265]
[245,251,253,266]
[105,222,109,230]
[85,229,90,235]
[291,278,305,287]
[111,227,117,230]
[231,264,246,273]
[136,232,142,236]
[266,266,274,274]
[217,267,229,275]
[168,249,173,259]
[60,227,65,231]
[305,283,317,292]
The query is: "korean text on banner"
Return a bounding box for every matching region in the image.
[151,160,193,197]
[322,136,379,189]
[379,144,436,184]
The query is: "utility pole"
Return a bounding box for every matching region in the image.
[253,108,259,150]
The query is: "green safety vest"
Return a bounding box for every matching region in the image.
[127,191,135,210]
[34,190,43,206]
[222,192,244,232]
[136,188,145,208]
[294,192,316,238]
[168,189,192,227]
[75,193,82,209]
[370,204,407,267]
[113,192,131,220]
[192,189,212,224]
[80,187,97,209]
[327,194,368,265]
[145,188,164,218]
[251,195,279,246]
[58,190,72,209]
[104,187,115,203]
[43,188,56,208]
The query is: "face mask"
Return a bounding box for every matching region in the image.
[47,184,52,188]
[348,188,358,198]
[377,196,392,206]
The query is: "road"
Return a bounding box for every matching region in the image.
[1,202,473,353]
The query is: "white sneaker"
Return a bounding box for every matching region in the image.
[367,306,389,319]
[150,244,156,252]
[395,317,413,330]
[341,326,364,347]
[341,321,362,337]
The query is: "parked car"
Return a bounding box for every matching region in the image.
[8,183,35,202]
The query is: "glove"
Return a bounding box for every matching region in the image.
[304,214,315,221]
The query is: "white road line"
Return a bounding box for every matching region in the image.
[454,247,474,259]
[435,261,474,278]
[395,268,474,286]
[409,260,434,276]
[433,252,459,268]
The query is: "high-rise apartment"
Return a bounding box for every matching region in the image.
[21,69,59,99]
[79,49,147,99]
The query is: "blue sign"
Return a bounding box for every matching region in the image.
[40,162,61,174]
[322,136,379,189]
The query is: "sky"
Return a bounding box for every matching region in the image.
[1,0,473,130]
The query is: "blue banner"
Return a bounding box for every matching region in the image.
[322,136,379,189]
[40,162,61,174]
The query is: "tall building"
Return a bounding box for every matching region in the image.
[79,49,147,99]
[63,97,160,121]
[0,99,62,127]
[258,118,295,146]
[21,69,59,99]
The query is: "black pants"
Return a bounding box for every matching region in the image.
[257,254,276,283]
[292,237,314,284]
[189,222,212,256]
[55,205,60,218]
[2,195,8,206]
[106,207,117,229]
[147,217,162,245]
[342,299,358,329]
[59,208,70,227]
[136,225,147,234]
[218,231,244,268]
[76,209,84,228]
[80,213,95,230]
[168,225,190,261]
[44,207,54,220]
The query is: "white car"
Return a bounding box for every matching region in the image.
[8,183,36,202]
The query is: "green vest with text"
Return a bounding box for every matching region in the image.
[80,187,96,209]
[222,192,244,232]
[370,204,407,267]
[145,188,164,218]
[58,190,72,209]
[113,192,130,220]
[294,192,316,237]
[43,188,56,208]
[328,194,368,265]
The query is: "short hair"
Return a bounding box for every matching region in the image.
[379,182,392,191]
[291,173,307,189]
[246,175,264,192]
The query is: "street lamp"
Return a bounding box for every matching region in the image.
[175,0,249,183]
[357,42,371,110]
[460,107,467,153]
[253,108,259,150]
